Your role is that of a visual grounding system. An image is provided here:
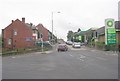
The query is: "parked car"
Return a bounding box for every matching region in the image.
[72,42,81,48]
[81,42,85,46]
[35,41,52,47]
[66,41,73,45]
[57,44,68,52]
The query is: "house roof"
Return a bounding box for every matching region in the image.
[77,31,86,35]
[36,24,48,31]
[26,23,36,30]
[3,19,19,30]
[96,26,105,35]
[3,19,33,31]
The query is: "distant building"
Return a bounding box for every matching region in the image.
[77,31,86,43]
[94,26,105,43]
[36,24,49,41]
[26,23,39,41]
[2,18,34,49]
[84,28,98,44]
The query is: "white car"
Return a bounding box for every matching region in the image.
[66,41,73,45]
[72,42,81,48]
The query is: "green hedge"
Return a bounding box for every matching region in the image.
[2,46,52,56]
[96,42,105,46]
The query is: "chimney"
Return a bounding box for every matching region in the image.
[12,20,14,23]
[22,17,25,23]
[30,23,33,26]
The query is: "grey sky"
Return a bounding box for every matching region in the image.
[0,0,119,40]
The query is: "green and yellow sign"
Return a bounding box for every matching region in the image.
[105,19,116,45]
[107,28,116,33]
[107,20,113,27]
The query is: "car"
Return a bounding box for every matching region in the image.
[35,41,52,47]
[80,42,85,46]
[66,41,73,45]
[57,44,68,52]
[72,42,81,48]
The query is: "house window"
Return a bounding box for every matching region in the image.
[25,37,32,41]
[14,31,17,35]
[8,38,12,45]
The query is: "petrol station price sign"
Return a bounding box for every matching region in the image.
[105,19,116,45]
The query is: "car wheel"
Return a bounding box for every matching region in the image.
[66,49,67,51]
[58,50,60,52]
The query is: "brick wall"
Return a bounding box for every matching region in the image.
[3,19,34,49]
[36,24,49,41]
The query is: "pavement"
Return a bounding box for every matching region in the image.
[2,44,118,79]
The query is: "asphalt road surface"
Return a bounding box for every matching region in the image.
[2,44,118,79]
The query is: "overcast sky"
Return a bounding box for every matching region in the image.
[0,0,119,40]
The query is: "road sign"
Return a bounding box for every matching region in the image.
[105,19,114,28]
[105,18,116,45]
[107,28,116,33]
[107,20,113,27]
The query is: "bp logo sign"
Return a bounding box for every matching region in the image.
[105,18,116,45]
[107,20,113,27]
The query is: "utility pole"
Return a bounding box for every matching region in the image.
[51,11,60,44]
[51,12,53,44]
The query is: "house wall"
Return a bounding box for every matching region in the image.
[98,35,105,43]
[36,24,49,41]
[116,31,120,45]
[3,19,34,49]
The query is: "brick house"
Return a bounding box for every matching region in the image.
[2,18,34,49]
[36,24,49,41]
[26,23,39,41]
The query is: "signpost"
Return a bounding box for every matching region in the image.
[105,18,116,45]
[40,34,44,53]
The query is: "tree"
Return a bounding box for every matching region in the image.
[67,31,74,41]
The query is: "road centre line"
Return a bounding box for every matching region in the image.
[78,58,84,61]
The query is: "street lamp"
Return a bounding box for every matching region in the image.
[51,11,60,44]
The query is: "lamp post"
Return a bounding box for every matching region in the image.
[51,11,60,44]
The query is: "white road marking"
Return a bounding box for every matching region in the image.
[79,55,86,58]
[95,57,106,61]
[105,53,118,56]
[69,54,84,61]
[12,57,16,58]
[69,54,73,57]
[78,58,84,61]
[91,50,97,52]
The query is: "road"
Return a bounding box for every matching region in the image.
[2,44,118,79]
